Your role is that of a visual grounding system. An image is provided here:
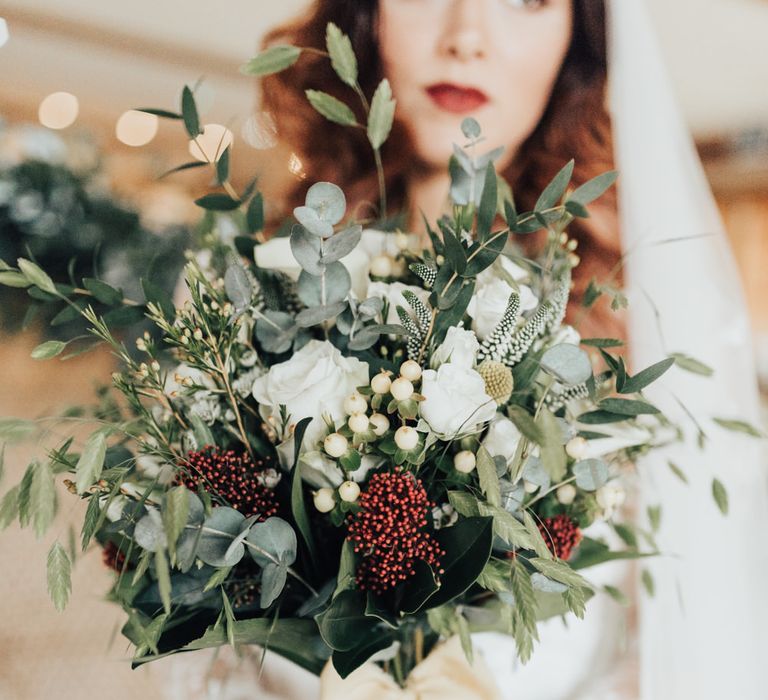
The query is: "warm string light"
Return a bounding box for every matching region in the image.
[188,123,234,163]
[38,91,79,129]
[115,109,158,147]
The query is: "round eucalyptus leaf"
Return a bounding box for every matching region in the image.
[295,302,347,328]
[336,306,355,335]
[500,479,525,514]
[531,572,568,594]
[246,516,297,567]
[357,296,384,320]
[347,327,380,351]
[294,205,334,238]
[255,310,298,354]
[297,263,350,307]
[541,344,592,386]
[461,117,481,140]
[197,507,246,567]
[290,225,323,274]
[321,224,362,264]
[224,264,253,312]
[133,509,166,552]
[305,182,346,225]
[522,456,551,489]
[572,458,609,491]
[260,562,288,608]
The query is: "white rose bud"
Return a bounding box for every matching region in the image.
[556,484,577,505]
[390,377,414,401]
[399,360,422,382]
[369,413,390,436]
[370,254,393,278]
[339,480,361,503]
[343,392,367,415]
[453,450,477,474]
[313,488,336,513]
[596,483,626,510]
[394,426,419,451]
[324,433,348,458]
[371,372,392,395]
[566,437,589,460]
[348,413,370,433]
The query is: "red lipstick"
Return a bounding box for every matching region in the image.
[425,83,489,114]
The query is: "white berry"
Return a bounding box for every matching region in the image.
[394,426,419,451]
[343,392,367,415]
[324,433,348,458]
[313,488,336,513]
[453,450,477,474]
[565,437,589,460]
[596,483,625,510]
[399,360,422,382]
[523,480,539,494]
[369,413,390,436]
[370,254,393,277]
[348,413,370,434]
[339,480,361,503]
[390,377,414,401]
[556,484,577,505]
[370,372,392,395]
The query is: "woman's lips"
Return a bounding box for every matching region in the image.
[425,83,489,114]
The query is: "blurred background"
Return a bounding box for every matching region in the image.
[0,1,767,698]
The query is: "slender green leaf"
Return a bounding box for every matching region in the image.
[83,278,123,305]
[670,352,714,377]
[159,161,207,179]
[75,432,107,494]
[667,460,688,484]
[31,460,56,538]
[31,340,66,360]
[306,90,357,126]
[135,108,182,120]
[569,171,618,206]
[0,484,20,530]
[204,566,233,592]
[326,23,358,87]
[598,398,660,416]
[216,146,230,184]
[240,45,302,76]
[247,192,264,233]
[290,418,318,567]
[476,163,497,241]
[367,79,396,150]
[47,541,71,611]
[712,478,728,515]
[181,85,201,138]
[640,568,655,597]
[535,160,574,211]
[476,446,501,507]
[163,486,190,561]
[155,549,172,614]
[713,418,765,438]
[194,193,241,211]
[17,258,57,295]
[0,271,30,288]
[619,357,675,394]
[81,495,101,551]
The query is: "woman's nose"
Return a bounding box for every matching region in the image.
[437,0,488,62]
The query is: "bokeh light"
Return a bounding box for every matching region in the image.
[188,123,234,163]
[115,110,158,147]
[0,18,9,48]
[242,111,278,150]
[38,92,79,130]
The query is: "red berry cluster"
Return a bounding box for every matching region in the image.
[538,514,583,561]
[102,541,131,572]
[347,469,444,594]
[177,446,278,520]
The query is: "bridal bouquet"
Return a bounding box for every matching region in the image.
[0,22,713,691]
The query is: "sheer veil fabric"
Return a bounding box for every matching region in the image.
[609,1,768,698]
[164,2,768,698]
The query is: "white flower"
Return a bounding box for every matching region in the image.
[552,324,581,346]
[430,326,479,369]
[596,483,626,520]
[467,276,538,341]
[254,235,371,300]
[189,390,222,425]
[256,468,282,489]
[297,451,344,488]
[233,367,264,398]
[251,339,369,446]
[164,363,214,399]
[482,414,523,466]
[432,503,459,530]
[420,363,496,438]
[358,228,416,259]
[366,281,431,325]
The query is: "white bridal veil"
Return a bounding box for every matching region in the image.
[610,1,768,698]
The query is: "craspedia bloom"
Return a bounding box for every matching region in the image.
[477,360,514,405]
[346,469,444,594]
[538,514,583,560]
[102,541,131,572]
[177,446,279,520]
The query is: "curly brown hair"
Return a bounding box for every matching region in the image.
[259,0,624,339]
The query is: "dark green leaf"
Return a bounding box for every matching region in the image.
[569,171,619,206]
[476,163,498,242]
[141,277,175,320]
[331,630,394,679]
[216,146,230,184]
[83,278,123,305]
[535,160,574,211]
[463,231,509,277]
[247,192,265,233]
[598,398,660,416]
[291,418,318,567]
[158,161,207,179]
[619,357,675,394]
[316,589,376,651]
[194,193,241,211]
[181,86,201,138]
[577,410,629,425]
[135,108,182,120]
[581,338,624,348]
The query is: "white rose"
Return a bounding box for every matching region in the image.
[251,339,369,446]
[577,423,653,459]
[358,228,417,259]
[430,326,479,369]
[467,276,538,340]
[366,281,431,325]
[482,414,523,466]
[420,363,497,438]
[253,236,371,300]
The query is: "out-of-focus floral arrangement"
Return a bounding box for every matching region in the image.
[0,119,189,338]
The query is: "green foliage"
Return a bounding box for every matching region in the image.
[712,478,729,515]
[367,79,396,150]
[47,541,71,612]
[240,45,302,76]
[74,431,107,494]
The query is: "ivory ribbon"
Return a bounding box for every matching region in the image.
[319,637,503,700]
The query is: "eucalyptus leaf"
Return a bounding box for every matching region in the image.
[461,117,481,139]
[260,563,289,607]
[290,225,323,274]
[224,264,253,312]
[297,263,350,306]
[181,85,201,138]
[247,517,297,567]
[367,79,396,150]
[569,171,619,206]
[535,160,574,211]
[541,344,592,386]
[619,357,675,394]
[294,206,334,238]
[295,302,347,328]
[305,182,346,225]
[321,225,363,264]
[531,572,568,594]
[134,509,167,552]
[255,311,298,354]
[572,459,609,491]
[198,507,246,567]
[326,23,358,87]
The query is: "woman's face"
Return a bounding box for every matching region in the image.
[378,0,573,171]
